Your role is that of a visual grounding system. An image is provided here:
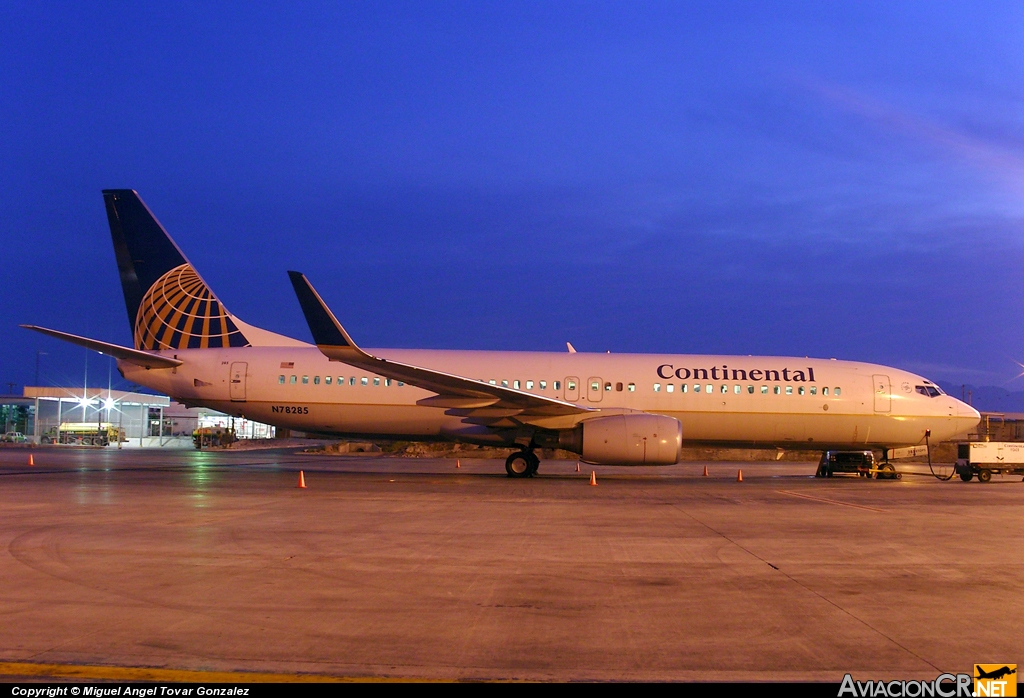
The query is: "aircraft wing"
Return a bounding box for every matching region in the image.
[20,325,183,369]
[287,271,593,419]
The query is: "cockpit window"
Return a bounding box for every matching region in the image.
[915,385,942,398]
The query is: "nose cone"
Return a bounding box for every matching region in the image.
[957,400,981,421]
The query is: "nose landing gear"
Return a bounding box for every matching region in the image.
[505,449,540,478]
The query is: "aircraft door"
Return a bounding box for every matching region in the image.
[564,376,580,402]
[230,362,247,402]
[587,376,603,403]
[872,374,891,413]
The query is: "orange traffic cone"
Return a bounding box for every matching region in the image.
[589,471,597,486]
[736,469,743,482]
[297,471,307,489]
[28,453,35,467]
[576,461,580,473]
[456,459,460,468]
[702,465,708,477]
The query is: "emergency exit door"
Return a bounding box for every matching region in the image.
[872,374,891,413]
[230,362,247,401]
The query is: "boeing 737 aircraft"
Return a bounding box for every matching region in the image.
[23,190,981,477]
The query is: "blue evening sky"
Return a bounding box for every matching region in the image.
[2,2,1023,392]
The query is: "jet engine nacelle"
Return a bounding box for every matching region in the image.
[560,413,682,465]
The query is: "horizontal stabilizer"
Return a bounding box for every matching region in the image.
[20,325,183,369]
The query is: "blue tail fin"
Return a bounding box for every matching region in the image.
[103,189,251,351]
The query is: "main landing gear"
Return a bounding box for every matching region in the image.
[505,449,540,478]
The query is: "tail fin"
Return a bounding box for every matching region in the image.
[103,189,251,350]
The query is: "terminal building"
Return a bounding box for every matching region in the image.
[1,387,275,447]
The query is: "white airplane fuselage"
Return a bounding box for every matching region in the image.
[121,346,979,451]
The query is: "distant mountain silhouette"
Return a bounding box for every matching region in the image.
[938,382,1024,414]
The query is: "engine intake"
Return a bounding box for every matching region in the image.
[559,414,682,465]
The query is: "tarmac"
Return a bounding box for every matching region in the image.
[0,446,1021,682]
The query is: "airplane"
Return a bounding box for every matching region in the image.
[22,189,981,478]
[975,666,1016,681]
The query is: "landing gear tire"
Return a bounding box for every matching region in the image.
[959,471,973,482]
[978,469,992,483]
[505,452,532,478]
[881,463,896,480]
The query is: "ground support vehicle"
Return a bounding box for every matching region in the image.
[193,426,236,449]
[1,431,27,443]
[40,422,125,446]
[815,450,900,480]
[955,442,1024,482]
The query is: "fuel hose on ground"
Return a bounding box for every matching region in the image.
[924,429,955,481]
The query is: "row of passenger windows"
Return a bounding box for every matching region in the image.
[652,383,841,396]
[279,375,405,387]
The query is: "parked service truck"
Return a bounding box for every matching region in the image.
[41,422,125,446]
[955,442,1024,482]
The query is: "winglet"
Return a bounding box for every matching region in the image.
[287,271,362,353]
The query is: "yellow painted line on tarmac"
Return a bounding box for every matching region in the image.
[0,661,441,683]
[776,489,886,513]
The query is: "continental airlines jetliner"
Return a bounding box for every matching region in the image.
[23,190,981,477]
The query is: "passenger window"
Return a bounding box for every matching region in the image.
[361,377,368,386]
[720,384,727,394]
[810,386,817,395]
[798,386,804,395]
[627,383,635,392]
[349,377,356,386]
[616,382,623,391]
[514,380,520,389]
[397,382,404,387]
[501,380,509,387]
[385,379,392,387]
[734,385,740,394]
[761,385,767,394]
[653,383,661,392]
[773,386,780,395]
[785,386,793,395]
[666,384,674,393]
[591,381,600,391]
[373,377,381,386]
[706,384,713,393]
[747,385,754,394]
[526,381,534,390]
[302,376,309,385]
[278,375,285,384]
[313,376,320,385]
[835,387,841,396]
[822,387,829,396]
[694,384,701,393]
[681,384,688,393]
[605,382,612,391]
[325,376,332,385]
[554,381,561,390]
[489,379,496,385]
[290,375,297,384]
[539,381,547,390]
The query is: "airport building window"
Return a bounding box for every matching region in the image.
[302,376,309,385]
[666,384,674,393]
[325,376,332,385]
[290,375,297,384]
[278,375,285,384]
[747,385,754,394]
[785,386,793,395]
[373,377,381,386]
[810,386,817,395]
[314,376,320,385]
[761,385,768,394]
[822,387,829,396]
[526,381,534,389]
[627,383,635,392]
[514,380,520,389]
[539,381,546,390]
[653,383,661,392]
[773,386,780,395]
[835,387,841,396]
[361,377,368,386]
[615,382,623,391]
[681,384,688,393]
[554,381,561,390]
